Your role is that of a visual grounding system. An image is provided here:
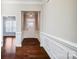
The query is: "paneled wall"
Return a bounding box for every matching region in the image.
[40,32,77,59]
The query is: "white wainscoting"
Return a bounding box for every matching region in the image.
[16,32,22,47]
[40,32,77,59]
[1,38,3,47]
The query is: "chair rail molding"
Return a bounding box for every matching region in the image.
[40,32,77,59]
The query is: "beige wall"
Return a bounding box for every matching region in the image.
[40,0,77,43]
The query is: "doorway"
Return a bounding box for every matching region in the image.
[21,11,40,39]
[2,16,16,54]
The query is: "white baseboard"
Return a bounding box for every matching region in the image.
[40,32,77,59]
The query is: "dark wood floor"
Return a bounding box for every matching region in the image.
[2,38,50,59]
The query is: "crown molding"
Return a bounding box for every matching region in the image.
[2,1,43,5]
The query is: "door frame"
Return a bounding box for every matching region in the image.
[21,11,40,39]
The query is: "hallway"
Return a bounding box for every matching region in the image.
[2,38,50,59]
[1,0,77,59]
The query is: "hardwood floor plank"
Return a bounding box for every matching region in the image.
[2,38,50,59]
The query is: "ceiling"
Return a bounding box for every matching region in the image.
[2,0,46,4]
[2,0,42,2]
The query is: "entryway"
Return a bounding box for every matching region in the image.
[21,11,40,39]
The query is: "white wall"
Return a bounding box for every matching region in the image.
[40,0,77,43]
[2,2,42,46]
[40,0,77,58]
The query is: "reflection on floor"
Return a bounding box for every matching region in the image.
[2,38,50,59]
[2,36,16,59]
